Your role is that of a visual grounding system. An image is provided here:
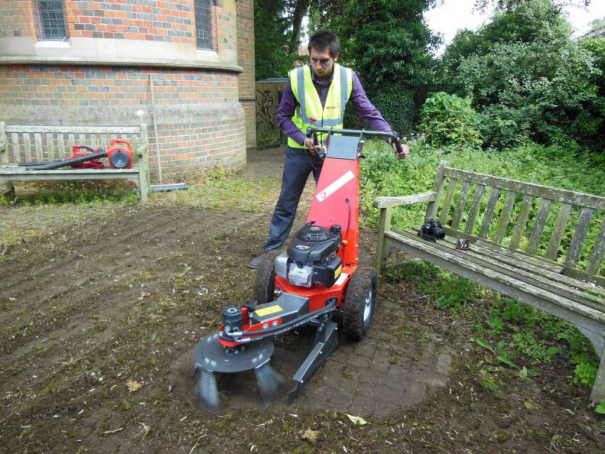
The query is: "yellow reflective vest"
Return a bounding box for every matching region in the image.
[288,63,354,149]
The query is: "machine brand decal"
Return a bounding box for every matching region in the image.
[295,245,311,250]
[335,273,349,286]
[334,265,342,278]
[316,171,355,202]
[255,305,283,317]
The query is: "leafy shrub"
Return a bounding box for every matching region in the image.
[370,86,415,136]
[419,92,482,148]
[440,0,603,152]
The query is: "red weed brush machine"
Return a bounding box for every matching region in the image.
[192,127,404,410]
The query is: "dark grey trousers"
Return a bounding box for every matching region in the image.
[263,146,323,251]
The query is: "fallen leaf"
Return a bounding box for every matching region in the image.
[302,429,319,442]
[141,292,152,298]
[127,380,142,393]
[346,414,367,426]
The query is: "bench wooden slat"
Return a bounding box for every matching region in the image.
[10,133,20,164]
[407,228,604,308]
[385,230,605,324]
[23,133,32,163]
[373,192,437,209]
[0,122,6,164]
[4,126,141,134]
[480,187,500,239]
[494,191,516,245]
[527,199,553,256]
[445,167,605,211]
[587,217,605,275]
[34,133,42,161]
[566,207,594,268]
[452,181,471,229]
[510,194,533,250]
[435,230,605,300]
[545,203,572,260]
[46,133,54,161]
[57,133,66,160]
[68,134,75,152]
[78,133,86,148]
[439,178,457,224]
[465,184,485,235]
[425,161,448,221]
[445,225,565,275]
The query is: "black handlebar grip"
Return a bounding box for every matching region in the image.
[394,141,403,155]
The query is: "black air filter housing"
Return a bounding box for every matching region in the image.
[288,224,342,263]
[297,225,332,242]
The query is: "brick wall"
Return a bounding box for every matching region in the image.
[156,118,245,176]
[66,0,193,42]
[236,0,255,149]
[0,0,36,38]
[0,65,238,107]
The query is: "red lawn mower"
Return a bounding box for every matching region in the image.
[192,127,404,410]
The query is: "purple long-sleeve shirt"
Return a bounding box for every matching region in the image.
[276,66,392,146]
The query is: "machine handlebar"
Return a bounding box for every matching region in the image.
[306,127,403,155]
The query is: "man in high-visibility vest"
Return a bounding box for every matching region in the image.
[248,29,409,268]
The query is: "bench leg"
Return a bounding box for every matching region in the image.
[376,206,392,274]
[591,354,605,403]
[2,180,15,200]
[577,327,605,402]
[138,167,149,204]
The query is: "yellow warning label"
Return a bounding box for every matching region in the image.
[334,265,342,279]
[255,305,283,317]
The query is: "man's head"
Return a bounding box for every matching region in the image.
[308,29,339,80]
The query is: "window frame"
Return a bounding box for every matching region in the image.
[36,0,68,41]
[194,0,213,50]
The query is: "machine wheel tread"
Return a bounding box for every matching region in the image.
[254,250,282,304]
[342,268,377,340]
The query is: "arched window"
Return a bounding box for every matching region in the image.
[37,0,67,40]
[194,0,212,49]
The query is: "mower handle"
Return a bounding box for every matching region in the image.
[306,127,404,155]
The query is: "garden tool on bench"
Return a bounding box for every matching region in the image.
[20,140,133,170]
[192,127,405,411]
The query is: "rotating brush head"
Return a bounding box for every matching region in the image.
[193,334,279,411]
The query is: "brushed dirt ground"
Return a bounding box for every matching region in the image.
[1,148,604,453]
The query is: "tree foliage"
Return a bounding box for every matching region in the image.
[473,0,591,13]
[316,0,441,133]
[419,93,483,148]
[441,0,603,152]
[254,0,294,80]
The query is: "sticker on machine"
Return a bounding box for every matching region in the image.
[316,171,355,202]
[335,273,349,286]
[255,305,283,317]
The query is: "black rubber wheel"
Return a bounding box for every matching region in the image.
[342,268,377,340]
[254,250,282,304]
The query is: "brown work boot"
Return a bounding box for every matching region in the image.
[247,250,269,269]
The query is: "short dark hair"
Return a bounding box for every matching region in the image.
[308,29,340,58]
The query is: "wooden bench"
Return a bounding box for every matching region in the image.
[374,160,605,402]
[0,122,150,203]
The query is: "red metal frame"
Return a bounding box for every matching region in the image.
[219,139,362,345]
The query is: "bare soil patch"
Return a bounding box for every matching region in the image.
[0,148,603,453]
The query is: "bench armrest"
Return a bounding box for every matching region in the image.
[373,191,437,209]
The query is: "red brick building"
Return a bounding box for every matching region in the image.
[0,0,255,180]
